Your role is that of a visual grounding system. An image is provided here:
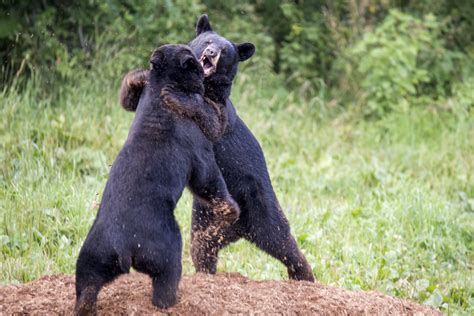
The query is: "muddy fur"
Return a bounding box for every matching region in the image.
[121,74,227,142]
[161,86,228,142]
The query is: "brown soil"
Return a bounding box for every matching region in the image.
[0,272,441,315]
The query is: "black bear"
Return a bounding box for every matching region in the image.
[119,15,315,282]
[74,44,240,315]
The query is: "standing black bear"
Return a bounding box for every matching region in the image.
[75,44,240,315]
[119,15,315,282]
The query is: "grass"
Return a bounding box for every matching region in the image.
[1,67,473,314]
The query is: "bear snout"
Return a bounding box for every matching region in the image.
[204,46,218,58]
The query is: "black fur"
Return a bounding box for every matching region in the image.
[117,15,314,282]
[74,44,240,315]
[190,15,313,282]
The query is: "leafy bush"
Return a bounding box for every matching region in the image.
[1,1,473,116]
[0,0,208,88]
[278,3,334,97]
[447,74,474,114]
[338,10,467,116]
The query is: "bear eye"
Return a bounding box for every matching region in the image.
[206,40,212,45]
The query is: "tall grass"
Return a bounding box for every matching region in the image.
[0,65,472,313]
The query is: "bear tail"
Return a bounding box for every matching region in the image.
[119,69,149,112]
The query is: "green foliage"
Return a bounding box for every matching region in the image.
[0,1,100,84]
[2,1,473,119]
[449,75,474,113]
[278,2,333,96]
[0,1,473,313]
[339,10,468,116]
[0,0,207,87]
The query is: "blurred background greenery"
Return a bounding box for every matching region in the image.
[1,0,473,114]
[1,0,473,314]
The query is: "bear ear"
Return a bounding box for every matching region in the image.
[237,43,255,62]
[196,14,213,35]
[179,54,198,70]
[150,48,165,70]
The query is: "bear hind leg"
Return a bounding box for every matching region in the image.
[75,252,124,315]
[74,241,130,315]
[132,236,182,309]
[151,268,181,309]
[246,218,315,282]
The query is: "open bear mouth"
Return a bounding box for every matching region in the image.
[199,53,219,77]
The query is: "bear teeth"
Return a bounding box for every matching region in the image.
[200,56,215,76]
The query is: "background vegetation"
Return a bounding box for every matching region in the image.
[1,0,473,313]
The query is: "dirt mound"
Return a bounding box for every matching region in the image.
[0,272,440,315]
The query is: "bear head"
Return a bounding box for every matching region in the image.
[118,16,255,111]
[149,44,205,95]
[189,14,255,88]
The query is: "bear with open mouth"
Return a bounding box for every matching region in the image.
[119,15,315,282]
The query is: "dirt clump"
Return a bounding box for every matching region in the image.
[0,272,441,315]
